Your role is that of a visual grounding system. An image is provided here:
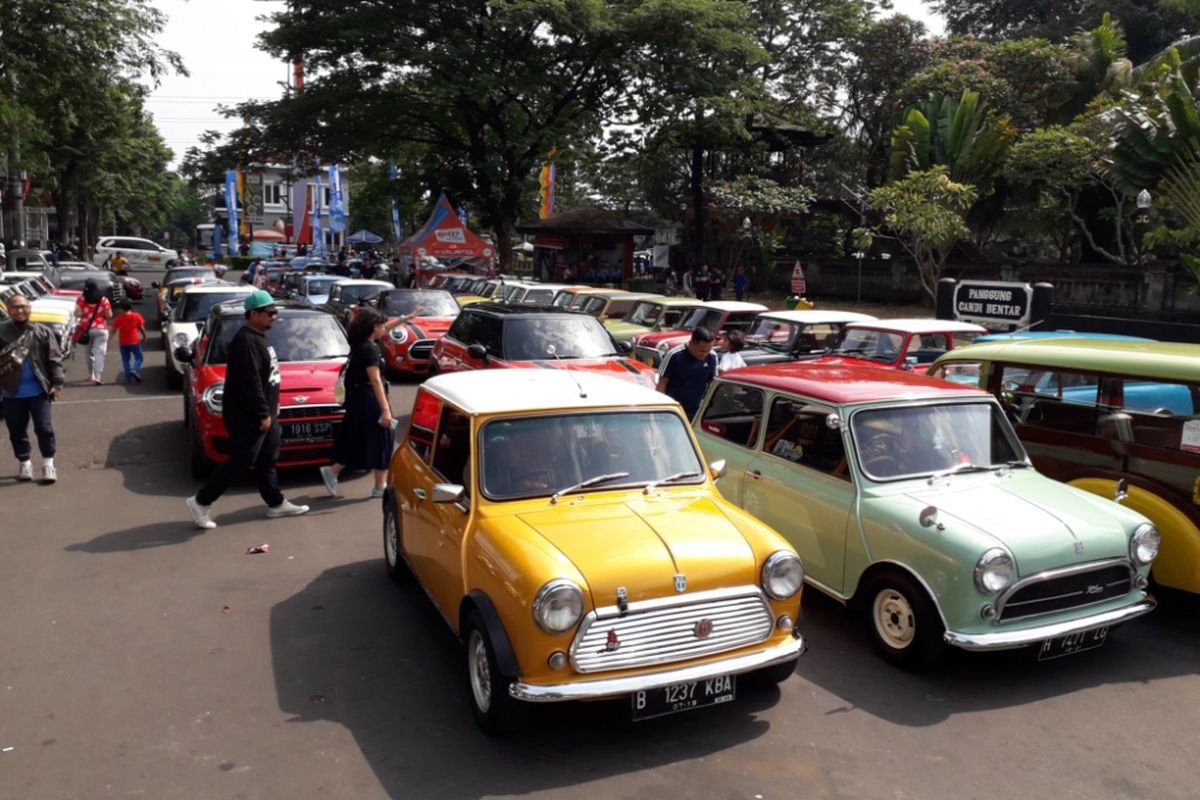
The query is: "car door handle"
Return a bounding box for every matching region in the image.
[748,470,763,481]
[413,488,426,501]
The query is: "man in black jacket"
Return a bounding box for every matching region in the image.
[0,295,65,483]
[186,290,309,529]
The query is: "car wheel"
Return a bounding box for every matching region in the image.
[863,572,944,670]
[382,499,409,583]
[190,429,213,479]
[463,610,529,735]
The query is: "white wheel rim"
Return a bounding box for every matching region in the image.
[873,589,916,650]
[468,630,492,713]
[384,509,398,566]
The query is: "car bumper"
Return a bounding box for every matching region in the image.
[508,631,806,703]
[943,597,1156,651]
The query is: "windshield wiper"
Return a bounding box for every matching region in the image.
[837,347,867,356]
[642,470,702,494]
[550,472,630,504]
[996,460,1031,475]
[926,462,995,484]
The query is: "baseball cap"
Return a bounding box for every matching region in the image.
[244,289,276,312]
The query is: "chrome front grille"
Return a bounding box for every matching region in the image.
[278,404,343,420]
[408,339,436,361]
[569,587,775,673]
[996,559,1135,622]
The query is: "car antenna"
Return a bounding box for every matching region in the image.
[546,344,587,398]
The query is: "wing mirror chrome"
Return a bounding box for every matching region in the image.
[919,505,945,531]
[708,459,727,481]
[1115,478,1128,505]
[432,483,465,504]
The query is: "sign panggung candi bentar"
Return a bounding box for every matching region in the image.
[953,280,1032,328]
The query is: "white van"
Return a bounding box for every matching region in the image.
[92,236,180,271]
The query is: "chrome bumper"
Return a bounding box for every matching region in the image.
[508,633,806,703]
[944,598,1156,651]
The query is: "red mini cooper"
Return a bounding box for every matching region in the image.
[374,288,461,378]
[429,303,655,387]
[176,300,349,478]
[631,301,767,367]
[811,319,987,372]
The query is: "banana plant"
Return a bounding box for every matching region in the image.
[887,90,1017,191]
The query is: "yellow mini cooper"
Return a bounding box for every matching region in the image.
[383,370,807,733]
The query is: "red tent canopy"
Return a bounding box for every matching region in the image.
[398,193,495,282]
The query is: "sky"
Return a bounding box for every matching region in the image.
[146,0,944,169]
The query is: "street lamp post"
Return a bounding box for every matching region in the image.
[853,251,866,303]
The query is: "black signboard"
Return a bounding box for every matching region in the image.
[953,281,1032,328]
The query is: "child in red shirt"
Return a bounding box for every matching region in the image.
[111,300,147,383]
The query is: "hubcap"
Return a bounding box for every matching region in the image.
[468,630,492,713]
[384,509,398,566]
[873,588,916,650]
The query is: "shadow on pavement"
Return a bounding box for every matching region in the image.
[794,588,1200,727]
[271,560,781,799]
[64,520,209,553]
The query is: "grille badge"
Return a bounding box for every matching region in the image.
[293,395,310,403]
[693,619,713,639]
[674,573,687,593]
[599,628,620,654]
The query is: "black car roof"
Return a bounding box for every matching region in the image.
[460,302,588,318]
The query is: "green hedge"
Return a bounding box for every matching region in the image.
[227,256,255,271]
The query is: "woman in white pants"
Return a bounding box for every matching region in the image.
[74,280,113,385]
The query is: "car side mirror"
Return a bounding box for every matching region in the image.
[708,459,727,481]
[467,343,488,361]
[151,281,160,289]
[1114,478,1129,504]
[174,346,194,364]
[616,340,632,355]
[432,483,465,504]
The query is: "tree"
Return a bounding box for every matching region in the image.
[858,167,978,300]
[888,91,1018,190]
[710,174,814,288]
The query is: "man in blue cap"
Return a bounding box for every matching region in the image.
[186,290,309,529]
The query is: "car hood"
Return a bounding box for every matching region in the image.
[500,358,655,387]
[811,354,901,369]
[634,328,689,347]
[410,316,456,337]
[897,474,1132,573]
[517,493,757,603]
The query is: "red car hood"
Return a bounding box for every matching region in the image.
[197,359,346,404]
[809,355,902,370]
[51,289,83,298]
[409,315,456,338]
[633,328,689,347]
[498,357,656,387]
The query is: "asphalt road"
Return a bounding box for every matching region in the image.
[0,298,1197,800]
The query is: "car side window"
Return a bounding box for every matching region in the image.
[1112,377,1200,452]
[407,390,442,464]
[931,360,983,387]
[762,398,850,481]
[432,408,473,494]
[1003,365,1102,434]
[699,383,765,448]
[909,333,950,364]
[447,312,476,344]
[474,317,502,354]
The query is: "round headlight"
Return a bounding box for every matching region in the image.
[1130,523,1160,566]
[172,332,191,349]
[533,580,585,634]
[201,382,224,415]
[761,551,804,600]
[389,325,408,344]
[974,548,1014,594]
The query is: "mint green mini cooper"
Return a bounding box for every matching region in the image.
[695,363,1159,669]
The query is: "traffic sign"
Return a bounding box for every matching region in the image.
[790,261,806,294]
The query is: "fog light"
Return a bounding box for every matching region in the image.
[547,651,567,670]
[776,614,793,631]
[394,355,405,364]
[1135,575,1149,590]
[980,604,996,620]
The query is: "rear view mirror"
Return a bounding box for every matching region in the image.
[708,459,727,480]
[467,343,488,361]
[432,483,465,504]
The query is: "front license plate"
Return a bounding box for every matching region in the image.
[631,675,736,721]
[282,420,334,442]
[1038,626,1108,661]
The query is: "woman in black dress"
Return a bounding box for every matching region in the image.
[319,308,413,498]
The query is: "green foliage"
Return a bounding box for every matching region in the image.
[863,166,978,299]
[711,174,814,288]
[888,91,1018,190]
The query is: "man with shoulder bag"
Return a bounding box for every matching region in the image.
[0,295,65,483]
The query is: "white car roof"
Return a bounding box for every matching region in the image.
[335,280,393,288]
[424,370,674,416]
[845,318,988,334]
[179,284,255,295]
[701,301,768,312]
[757,310,877,324]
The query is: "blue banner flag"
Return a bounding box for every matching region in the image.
[213,223,223,259]
[312,171,325,258]
[224,170,239,249]
[457,205,468,228]
[328,164,346,234]
[389,163,402,243]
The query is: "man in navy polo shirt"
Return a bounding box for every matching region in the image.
[657,326,717,420]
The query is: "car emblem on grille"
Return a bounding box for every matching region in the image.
[1086,584,1105,595]
[674,573,687,593]
[693,619,713,639]
[616,586,629,615]
[599,628,620,654]
[293,395,310,403]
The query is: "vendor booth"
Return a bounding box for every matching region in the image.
[516,207,654,285]
[398,193,496,285]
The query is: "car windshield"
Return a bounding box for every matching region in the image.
[833,328,904,363]
[206,314,349,364]
[851,402,1025,481]
[336,285,380,305]
[522,288,555,304]
[303,277,342,296]
[177,292,248,322]
[480,410,703,500]
[379,291,459,317]
[679,308,724,332]
[746,318,799,350]
[165,268,212,283]
[628,301,664,326]
[501,316,619,360]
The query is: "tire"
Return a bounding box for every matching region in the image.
[463,610,530,735]
[382,499,409,583]
[748,657,799,686]
[863,571,945,670]
[190,429,213,480]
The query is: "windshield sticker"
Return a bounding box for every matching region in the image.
[1182,419,1200,453]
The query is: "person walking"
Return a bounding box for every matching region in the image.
[733,264,748,302]
[0,294,65,483]
[681,267,695,298]
[318,309,403,499]
[656,326,717,420]
[716,329,747,374]
[185,290,309,529]
[111,300,146,383]
[74,279,112,385]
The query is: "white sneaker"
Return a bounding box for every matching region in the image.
[266,499,309,518]
[41,463,57,483]
[186,496,217,530]
[17,461,33,481]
